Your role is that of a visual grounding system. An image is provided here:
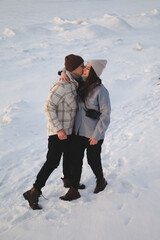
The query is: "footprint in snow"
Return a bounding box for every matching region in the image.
[118,157,127,167]
[119,180,134,193]
[124,216,133,225]
[116,203,125,210]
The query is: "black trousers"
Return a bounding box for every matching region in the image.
[34,135,72,191]
[70,135,104,188]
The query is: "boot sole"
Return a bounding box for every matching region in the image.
[59,195,81,201]
[64,184,86,190]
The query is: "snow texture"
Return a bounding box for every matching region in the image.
[0,0,160,239]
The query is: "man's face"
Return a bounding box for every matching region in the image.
[72,63,84,76]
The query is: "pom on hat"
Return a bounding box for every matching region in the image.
[65,54,84,72]
[88,59,107,77]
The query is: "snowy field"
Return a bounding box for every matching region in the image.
[0,0,160,239]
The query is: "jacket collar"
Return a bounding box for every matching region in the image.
[66,71,82,87]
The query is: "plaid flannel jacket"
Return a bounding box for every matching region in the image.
[44,78,78,136]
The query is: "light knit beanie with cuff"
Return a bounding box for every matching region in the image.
[88,59,107,77]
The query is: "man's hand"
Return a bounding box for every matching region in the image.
[59,72,70,83]
[89,137,98,145]
[57,129,67,140]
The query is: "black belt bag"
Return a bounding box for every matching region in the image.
[86,109,101,119]
[84,102,101,119]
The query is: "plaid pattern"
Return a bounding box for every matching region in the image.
[44,79,78,136]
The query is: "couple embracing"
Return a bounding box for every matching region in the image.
[23,54,111,210]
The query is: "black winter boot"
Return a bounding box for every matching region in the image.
[61,177,86,190]
[60,187,81,201]
[23,187,42,210]
[94,178,108,194]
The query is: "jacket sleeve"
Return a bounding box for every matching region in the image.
[44,83,65,132]
[92,85,111,140]
[58,67,66,76]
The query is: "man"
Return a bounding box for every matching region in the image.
[23,54,85,210]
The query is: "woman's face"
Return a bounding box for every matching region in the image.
[82,63,91,77]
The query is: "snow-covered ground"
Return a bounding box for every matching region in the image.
[0,0,160,239]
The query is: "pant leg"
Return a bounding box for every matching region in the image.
[70,135,86,188]
[62,135,73,179]
[34,135,68,191]
[86,140,104,181]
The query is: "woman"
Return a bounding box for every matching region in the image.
[60,59,111,201]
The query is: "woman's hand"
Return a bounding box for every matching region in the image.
[89,137,98,145]
[59,72,70,83]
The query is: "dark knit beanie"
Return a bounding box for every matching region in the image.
[65,54,84,72]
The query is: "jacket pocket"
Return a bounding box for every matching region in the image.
[86,97,98,109]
